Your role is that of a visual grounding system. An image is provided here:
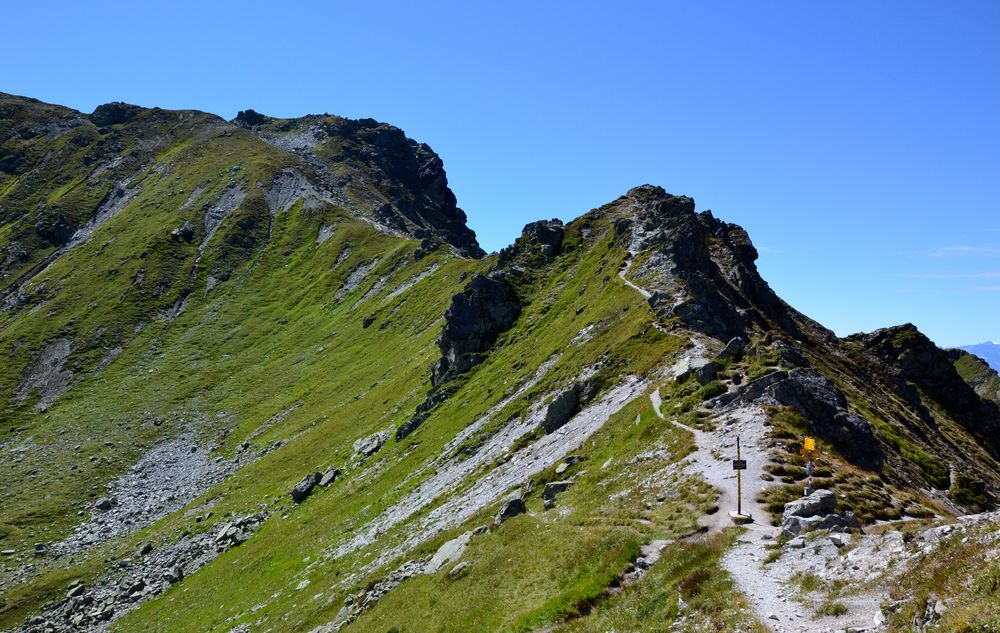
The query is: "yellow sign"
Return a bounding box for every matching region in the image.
[804,437,816,451]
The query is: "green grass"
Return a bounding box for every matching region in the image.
[555,530,765,632]
[885,522,1000,632]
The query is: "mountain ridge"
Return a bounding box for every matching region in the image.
[2,93,999,633]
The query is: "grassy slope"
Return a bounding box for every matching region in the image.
[4,96,999,633]
[113,205,707,632]
[2,175,744,633]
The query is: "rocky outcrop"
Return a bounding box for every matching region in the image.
[618,185,806,342]
[497,219,565,265]
[88,102,144,127]
[540,380,599,433]
[431,274,522,386]
[288,116,485,258]
[717,368,883,471]
[949,349,1000,405]
[396,274,522,442]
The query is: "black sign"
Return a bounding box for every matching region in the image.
[732,459,747,470]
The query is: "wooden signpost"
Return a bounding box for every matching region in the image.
[733,435,747,517]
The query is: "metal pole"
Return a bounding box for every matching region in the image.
[736,435,742,516]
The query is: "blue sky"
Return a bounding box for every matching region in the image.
[4,1,998,347]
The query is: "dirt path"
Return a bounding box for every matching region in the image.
[618,252,651,299]
[650,389,769,530]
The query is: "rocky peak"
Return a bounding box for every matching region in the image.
[241,113,485,258]
[88,102,145,127]
[497,219,565,265]
[233,109,272,128]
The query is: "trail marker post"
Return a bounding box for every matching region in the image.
[731,435,749,523]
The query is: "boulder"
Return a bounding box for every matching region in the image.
[695,360,721,385]
[353,431,389,457]
[494,496,526,526]
[170,221,195,243]
[424,532,472,574]
[318,467,341,487]
[540,380,599,433]
[292,472,321,503]
[541,389,579,433]
[448,561,470,577]
[719,336,747,360]
[95,496,116,511]
[781,514,824,536]
[542,480,573,501]
[782,489,836,520]
[163,565,184,584]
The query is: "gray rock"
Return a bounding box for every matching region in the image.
[494,496,526,526]
[424,532,472,574]
[719,337,747,359]
[95,497,115,511]
[291,472,321,503]
[138,542,154,556]
[540,381,599,433]
[215,522,236,543]
[353,431,389,457]
[67,584,86,599]
[672,357,693,382]
[694,360,721,385]
[163,564,184,584]
[542,480,573,501]
[555,462,569,475]
[788,536,806,549]
[781,514,824,536]
[318,467,341,487]
[541,389,580,434]
[829,532,851,547]
[782,489,836,520]
[448,561,470,577]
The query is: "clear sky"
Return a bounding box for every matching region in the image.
[4,1,998,347]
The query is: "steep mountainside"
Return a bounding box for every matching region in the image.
[2,94,999,633]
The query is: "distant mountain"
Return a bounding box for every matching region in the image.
[959,342,1000,371]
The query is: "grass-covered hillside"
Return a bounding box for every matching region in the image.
[2,94,999,633]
